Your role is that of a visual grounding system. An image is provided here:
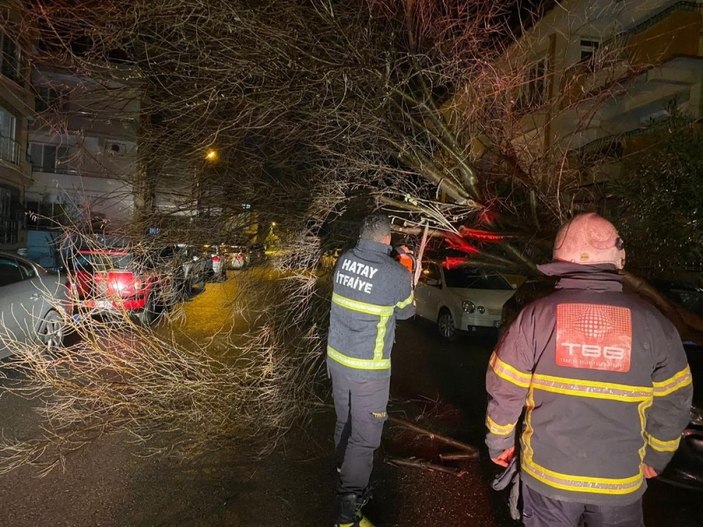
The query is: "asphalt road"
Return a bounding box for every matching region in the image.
[0,270,701,526]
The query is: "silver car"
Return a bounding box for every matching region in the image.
[0,251,70,357]
[415,262,517,340]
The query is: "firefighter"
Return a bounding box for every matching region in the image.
[328,213,415,527]
[485,212,693,527]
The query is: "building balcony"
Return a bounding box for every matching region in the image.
[561,2,703,107]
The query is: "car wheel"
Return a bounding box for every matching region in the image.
[136,295,157,326]
[437,309,458,341]
[37,310,65,351]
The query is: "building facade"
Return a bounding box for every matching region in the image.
[0,5,33,251]
[506,0,703,180]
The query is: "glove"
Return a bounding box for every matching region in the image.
[491,456,518,491]
[492,456,521,522]
[491,446,515,468]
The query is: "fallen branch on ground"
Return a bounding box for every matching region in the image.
[387,415,479,458]
[439,452,476,461]
[386,456,466,477]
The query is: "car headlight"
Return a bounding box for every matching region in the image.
[477,305,486,314]
[462,300,476,313]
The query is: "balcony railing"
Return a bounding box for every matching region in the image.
[0,135,20,165]
[601,1,703,61]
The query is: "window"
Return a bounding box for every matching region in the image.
[419,263,441,285]
[0,184,20,244]
[0,31,20,82]
[35,86,68,113]
[0,105,17,164]
[516,56,549,111]
[26,201,68,229]
[444,268,513,290]
[580,39,600,62]
[29,143,72,173]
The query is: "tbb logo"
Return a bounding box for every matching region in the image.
[555,304,632,373]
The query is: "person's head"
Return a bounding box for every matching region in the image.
[553,212,626,269]
[360,213,392,245]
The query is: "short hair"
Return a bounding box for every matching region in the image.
[360,213,391,242]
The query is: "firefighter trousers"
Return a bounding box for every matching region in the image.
[330,367,390,496]
[522,482,644,527]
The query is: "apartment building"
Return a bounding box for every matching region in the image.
[0,6,33,251]
[27,67,139,227]
[508,0,703,180]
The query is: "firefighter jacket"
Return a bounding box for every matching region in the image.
[327,239,415,378]
[486,262,693,505]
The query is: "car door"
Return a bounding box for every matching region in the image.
[415,262,442,320]
[0,256,46,356]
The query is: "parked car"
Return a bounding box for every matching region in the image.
[222,245,247,270]
[247,243,266,265]
[0,251,69,356]
[658,399,703,491]
[69,246,180,325]
[176,244,208,291]
[415,262,517,340]
[201,244,226,281]
[156,244,208,294]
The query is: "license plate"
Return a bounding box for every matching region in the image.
[94,300,114,310]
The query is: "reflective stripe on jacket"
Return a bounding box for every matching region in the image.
[485,262,692,505]
[327,239,414,378]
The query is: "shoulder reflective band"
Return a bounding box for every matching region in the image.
[327,346,390,370]
[332,293,394,316]
[522,457,644,495]
[653,366,692,397]
[644,432,681,453]
[531,373,652,402]
[396,291,413,309]
[486,415,516,436]
[489,353,531,388]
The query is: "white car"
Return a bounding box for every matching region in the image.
[415,262,517,340]
[0,251,70,357]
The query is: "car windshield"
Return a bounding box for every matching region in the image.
[75,252,134,271]
[444,268,512,290]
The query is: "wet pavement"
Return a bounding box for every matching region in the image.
[0,269,701,526]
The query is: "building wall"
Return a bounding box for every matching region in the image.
[0,5,34,250]
[504,0,703,162]
[26,68,140,232]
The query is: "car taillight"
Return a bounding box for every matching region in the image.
[105,272,143,296]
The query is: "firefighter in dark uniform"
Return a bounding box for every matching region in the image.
[328,213,414,527]
[486,212,693,527]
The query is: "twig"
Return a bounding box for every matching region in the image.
[387,415,479,458]
[439,452,476,461]
[386,456,466,477]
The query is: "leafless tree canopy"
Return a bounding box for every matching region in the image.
[3,0,701,473]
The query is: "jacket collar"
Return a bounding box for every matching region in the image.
[357,238,392,255]
[537,261,623,292]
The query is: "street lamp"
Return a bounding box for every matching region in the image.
[204,148,218,162]
[194,148,219,217]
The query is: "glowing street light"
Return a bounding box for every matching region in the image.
[204,148,218,162]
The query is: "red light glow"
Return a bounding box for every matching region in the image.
[443,256,470,270]
[458,226,503,242]
[445,235,479,255]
